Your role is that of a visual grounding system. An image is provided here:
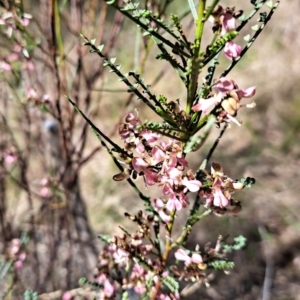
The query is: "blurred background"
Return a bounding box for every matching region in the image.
[0,0,299,299]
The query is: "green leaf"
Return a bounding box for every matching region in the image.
[240,177,256,188]
[238,14,245,21]
[266,1,273,8]
[110,57,117,64]
[97,44,104,52]
[208,260,235,270]
[90,38,96,45]
[162,276,179,292]
[122,291,129,300]
[251,24,259,31]
[243,34,251,42]
[23,290,38,300]
[233,235,247,250]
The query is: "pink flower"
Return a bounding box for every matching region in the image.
[132,157,149,173]
[0,61,11,71]
[143,169,159,186]
[166,195,183,211]
[132,158,159,185]
[134,282,146,295]
[112,248,129,264]
[224,42,242,60]
[24,60,35,71]
[166,192,187,211]
[62,292,72,300]
[212,178,230,208]
[213,188,229,207]
[21,13,32,27]
[159,295,171,300]
[236,86,256,99]
[4,150,17,164]
[153,198,171,223]
[14,260,23,269]
[14,252,26,270]
[181,178,202,192]
[212,77,238,95]
[7,53,19,62]
[10,239,21,256]
[103,279,114,297]
[151,146,167,164]
[97,274,114,297]
[192,77,256,117]
[192,78,237,114]
[220,13,237,35]
[140,131,160,146]
[192,97,217,114]
[132,264,145,277]
[167,168,183,185]
[40,178,49,197]
[174,249,202,266]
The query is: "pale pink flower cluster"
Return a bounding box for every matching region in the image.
[192,77,256,126]
[200,163,244,210]
[7,238,26,270]
[97,236,162,297]
[0,11,34,72]
[118,112,202,219]
[0,11,31,37]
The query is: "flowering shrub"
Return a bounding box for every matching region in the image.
[0,0,281,298]
[70,0,279,299]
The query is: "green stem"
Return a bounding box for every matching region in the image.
[162,210,176,267]
[54,0,64,61]
[171,209,212,247]
[106,0,190,58]
[186,0,206,114]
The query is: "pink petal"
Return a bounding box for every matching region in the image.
[158,210,171,223]
[177,156,189,167]
[103,279,114,297]
[40,187,49,198]
[214,77,237,93]
[224,42,242,60]
[132,157,148,172]
[153,198,164,209]
[166,197,182,211]
[191,253,203,264]
[143,169,159,185]
[14,260,23,270]
[182,178,202,192]
[192,97,216,114]
[151,146,167,164]
[174,249,191,263]
[237,86,256,99]
[62,292,72,300]
[221,13,236,35]
[213,188,229,208]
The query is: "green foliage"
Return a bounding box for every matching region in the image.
[239,177,256,188]
[208,260,235,270]
[79,277,102,289]
[223,235,247,253]
[122,291,129,300]
[98,234,112,244]
[23,290,38,300]
[162,275,179,293]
